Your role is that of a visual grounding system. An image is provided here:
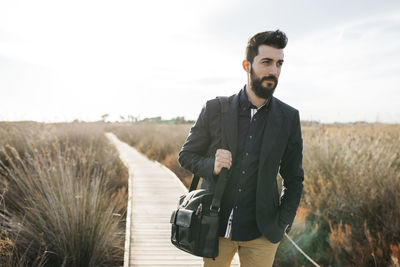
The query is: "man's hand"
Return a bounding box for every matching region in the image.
[213,149,232,175]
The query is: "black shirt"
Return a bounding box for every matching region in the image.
[218,85,271,241]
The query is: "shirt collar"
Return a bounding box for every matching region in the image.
[239,85,271,112]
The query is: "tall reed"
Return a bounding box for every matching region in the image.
[110,123,194,186]
[0,122,128,266]
[111,122,400,266]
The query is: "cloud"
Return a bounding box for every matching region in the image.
[0,1,399,122]
[279,10,400,122]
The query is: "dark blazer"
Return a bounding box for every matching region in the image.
[178,90,304,243]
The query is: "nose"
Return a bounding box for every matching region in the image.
[269,65,278,76]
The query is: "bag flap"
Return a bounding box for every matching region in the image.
[170,209,177,224]
[175,209,194,228]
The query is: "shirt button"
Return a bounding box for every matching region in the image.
[254,118,256,121]
[245,152,249,156]
[238,188,242,192]
[235,206,238,209]
[249,135,252,139]
[242,170,245,174]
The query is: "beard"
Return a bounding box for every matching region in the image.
[249,68,278,99]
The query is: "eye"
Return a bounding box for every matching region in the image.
[277,61,283,67]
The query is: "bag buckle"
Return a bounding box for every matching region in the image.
[209,205,220,213]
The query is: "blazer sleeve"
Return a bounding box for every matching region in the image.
[178,101,216,181]
[278,110,304,231]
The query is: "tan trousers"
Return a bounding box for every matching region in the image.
[203,233,280,267]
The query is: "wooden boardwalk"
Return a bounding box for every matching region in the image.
[106,133,240,267]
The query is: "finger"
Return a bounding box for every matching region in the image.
[221,152,232,161]
[216,159,229,165]
[217,157,231,164]
[217,149,231,156]
[218,153,232,160]
[218,150,230,156]
[222,164,231,170]
[217,158,231,165]
[219,149,231,155]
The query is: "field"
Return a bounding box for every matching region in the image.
[0,122,128,266]
[112,122,400,267]
[1,121,399,266]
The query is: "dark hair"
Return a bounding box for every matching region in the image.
[245,30,288,63]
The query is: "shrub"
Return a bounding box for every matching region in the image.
[0,122,128,266]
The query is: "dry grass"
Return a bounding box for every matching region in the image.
[110,123,194,187]
[111,122,400,266]
[293,123,400,266]
[0,122,128,267]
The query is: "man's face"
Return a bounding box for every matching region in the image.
[248,45,284,99]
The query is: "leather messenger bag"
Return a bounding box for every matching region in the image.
[170,96,230,259]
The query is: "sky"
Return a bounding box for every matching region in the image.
[0,0,399,123]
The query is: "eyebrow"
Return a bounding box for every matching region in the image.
[260,57,284,62]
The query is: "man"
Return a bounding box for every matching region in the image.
[178,30,304,267]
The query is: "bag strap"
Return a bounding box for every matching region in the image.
[209,96,230,213]
[188,96,231,214]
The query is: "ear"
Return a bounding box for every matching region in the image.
[242,60,251,73]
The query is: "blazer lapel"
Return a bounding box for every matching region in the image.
[258,97,283,169]
[222,93,239,163]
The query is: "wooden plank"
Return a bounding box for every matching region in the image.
[106,133,239,267]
